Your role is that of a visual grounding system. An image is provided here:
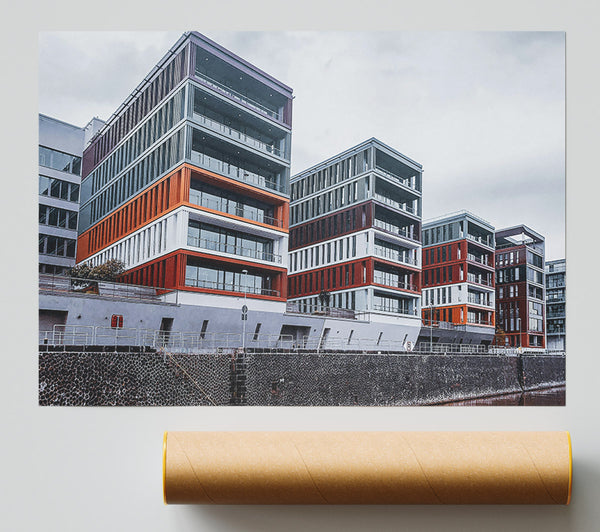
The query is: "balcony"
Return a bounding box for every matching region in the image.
[372,304,418,316]
[190,150,284,193]
[185,277,280,297]
[373,274,419,292]
[187,236,282,264]
[374,166,418,191]
[373,245,419,266]
[373,193,416,215]
[547,312,566,319]
[466,233,493,248]
[467,294,493,307]
[373,218,418,242]
[195,71,282,121]
[286,302,358,320]
[467,318,493,326]
[189,190,282,228]
[466,253,491,267]
[466,273,493,287]
[192,111,284,159]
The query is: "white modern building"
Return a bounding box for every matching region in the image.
[38,114,104,274]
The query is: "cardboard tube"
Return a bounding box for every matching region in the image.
[163,431,572,505]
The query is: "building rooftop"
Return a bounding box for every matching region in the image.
[496,224,545,244]
[423,210,494,231]
[86,31,293,146]
[291,137,423,181]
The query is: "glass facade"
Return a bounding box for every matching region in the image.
[39,146,81,175]
[39,175,79,202]
[39,234,77,258]
[189,180,277,226]
[80,128,185,231]
[185,260,275,296]
[373,292,415,315]
[39,205,78,230]
[187,221,277,263]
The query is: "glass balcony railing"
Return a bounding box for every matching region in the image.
[374,166,417,191]
[467,253,491,266]
[467,294,493,307]
[192,111,284,158]
[373,245,419,266]
[373,193,416,214]
[466,273,493,287]
[185,277,279,297]
[190,150,284,193]
[195,71,282,121]
[187,236,282,263]
[466,233,493,248]
[188,190,282,228]
[373,275,419,292]
[373,219,418,241]
[372,304,418,316]
[467,318,493,326]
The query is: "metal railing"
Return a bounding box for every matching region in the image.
[413,343,490,354]
[195,71,283,121]
[467,294,493,307]
[39,324,566,356]
[466,253,491,266]
[285,302,358,320]
[184,277,280,297]
[373,193,416,214]
[466,274,493,287]
[466,319,494,326]
[374,166,417,190]
[373,275,419,292]
[190,150,284,193]
[373,219,418,241]
[373,245,419,266]
[187,236,281,263]
[371,304,418,316]
[466,234,493,248]
[192,111,283,157]
[40,325,294,351]
[189,191,282,228]
[39,274,177,304]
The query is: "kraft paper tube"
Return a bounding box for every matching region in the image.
[163,431,572,505]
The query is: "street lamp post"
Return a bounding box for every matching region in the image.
[242,269,248,351]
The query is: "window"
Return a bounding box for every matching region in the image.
[39,176,80,203]
[38,234,77,258]
[39,146,82,175]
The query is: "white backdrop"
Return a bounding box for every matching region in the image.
[2,1,599,530]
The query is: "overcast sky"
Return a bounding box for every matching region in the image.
[39,31,565,260]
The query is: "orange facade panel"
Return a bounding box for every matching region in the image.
[118,250,286,301]
[422,304,495,328]
[77,163,289,263]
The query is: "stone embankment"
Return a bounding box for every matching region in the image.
[39,346,565,406]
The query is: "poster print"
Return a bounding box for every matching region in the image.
[38,31,565,406]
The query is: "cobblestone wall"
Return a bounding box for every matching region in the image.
[244,352,522,406]
[521,355,566,391]
[39,350,231,406]
[38,348,565,406]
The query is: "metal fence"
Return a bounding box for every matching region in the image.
[39,274,178,304]
[39,325,295,351]
[39,324,566,357]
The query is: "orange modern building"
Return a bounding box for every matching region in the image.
[420,211,496,346]
[76,32,293,307]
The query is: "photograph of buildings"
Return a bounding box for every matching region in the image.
[38,31,565,406]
